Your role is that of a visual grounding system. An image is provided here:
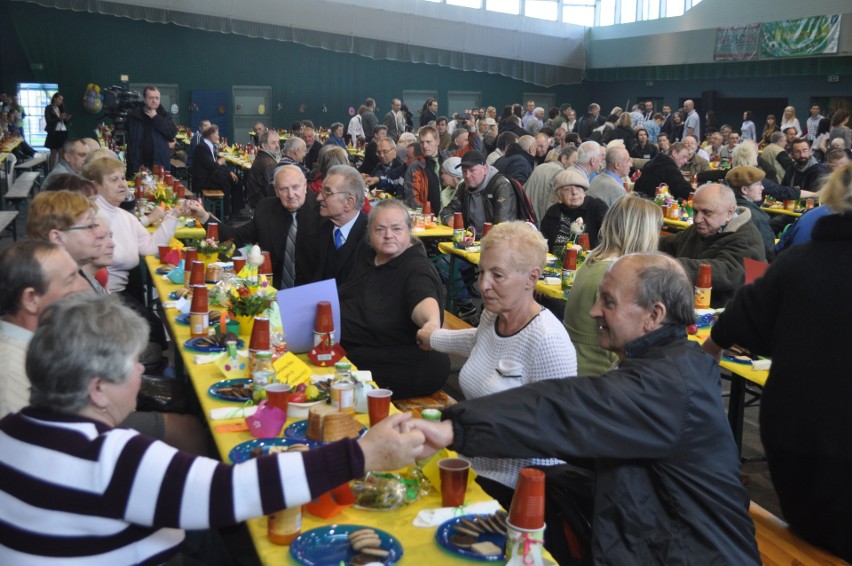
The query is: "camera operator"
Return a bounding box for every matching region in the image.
[126,86,177,175]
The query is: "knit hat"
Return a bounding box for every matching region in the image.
[725,166,765,189]
[553,168,590,192]
[442,157,463,179]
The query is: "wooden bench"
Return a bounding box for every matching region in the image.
[750,502,849,565]
[202,189,225,219]
[3,171,40,212]
[14,153,49,180]
[0,211,18,241]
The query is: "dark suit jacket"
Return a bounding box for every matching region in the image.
[216,191,321,288]
[191,141,231,192]
[311,212,369,286]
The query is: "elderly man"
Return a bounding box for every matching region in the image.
[42,138,88,184]
[574,140,603,181]
[200,165,319,289]
[361,97,379,143]
[302,126,323,171]
[439,151,517,234]
[383,98,406,141]
[719,131,740,160]
[578,103,606,140]
[588,145,630,206]
[311,164,369,285]
[494,135,536,185]
[781,138,828,191]
[705,131,724,160]
[659,184,766,307]
[680,135,710,180]
[758,131,793,183]
[411,253,760,565]
[359,124,387,175]
[278,135,309,176]
[250,121,267,147]
[245,129,280,208]
[365,137,406,198]
[635,141,693,200]
[126,86,177,174]
[525,107,545,135]
[185,119,209,170]
[403,125,443,213]
[486,131,518,166]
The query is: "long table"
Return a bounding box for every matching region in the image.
[143,256,518,564]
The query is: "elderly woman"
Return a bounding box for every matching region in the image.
[81,157,202,295]
[0,294,424,563]
[325,122,347,147]
[417,221,577,506]
[191,123,240,217]
[540,168,609,253]
[726,165,775,261]
[564,195,662,375]
[340,199,449,398]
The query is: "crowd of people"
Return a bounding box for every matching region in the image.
[1,89,851,563]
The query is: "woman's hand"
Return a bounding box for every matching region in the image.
[182,199,210,223]
[416,323,437,351]
[358,413,425,471]
[146,206,166,225]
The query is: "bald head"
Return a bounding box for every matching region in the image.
[692,183,736,238]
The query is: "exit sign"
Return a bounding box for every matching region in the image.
[827,74,840,83]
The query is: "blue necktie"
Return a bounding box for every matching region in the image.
[334,228,345,249]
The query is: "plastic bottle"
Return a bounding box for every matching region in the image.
[694,263,712,309]
[267,506,302,545]
[331,362,355,413]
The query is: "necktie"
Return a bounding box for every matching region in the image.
[334,227,345,250]
[281,213,297,288]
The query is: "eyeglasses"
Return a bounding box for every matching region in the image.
[61,223,98,232]
[320,188,346,198]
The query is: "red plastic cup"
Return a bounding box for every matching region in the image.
[158,245,171,264]
[315,301,334,334]
[482,222,493,237]
[183,248,197,287]
[577,233,590,251]
[232,256,246,274]
[438,458,470,507]
[507,467,546,530]
[249,317,270,351]
[259,251,273,276]
[265,383,291,415]
[366,389,393,427]
[453,212,464,230]
[188,260,206,286]
[206,222,219,241]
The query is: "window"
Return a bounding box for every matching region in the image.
[599,0,615,26]
[563,0,595,26]
[487,0,519,15]
[620,0,637,24]
[17,83,58,148]
[666,0,685,18]
[447,0,481,7]
[526,0,558,20]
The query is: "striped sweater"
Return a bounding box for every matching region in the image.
[0,407,364,565]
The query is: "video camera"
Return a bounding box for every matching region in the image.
[101,84,141,145]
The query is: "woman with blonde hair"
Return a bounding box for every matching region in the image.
[780,105,801,137]
[563,195,662,375]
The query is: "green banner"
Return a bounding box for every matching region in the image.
[761,15,841,58]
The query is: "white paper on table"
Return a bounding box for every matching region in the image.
[209,405,257,420]
[193,353,224,365]
[352,370,373,383]
[175,297,191,314]
[412,500,501,527]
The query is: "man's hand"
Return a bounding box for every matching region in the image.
[358,413,425,471]
[406,419,454,459]
[415,323,437,351]
[230,171,239,184]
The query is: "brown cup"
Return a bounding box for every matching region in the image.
[438,458,471,507]
[206,222,219,241]
[482,222,493,237]
[188,260,206,286]
[249,317,271,351]
[158,245,171,264]
[453,212,464,230]
[507,467,546,530]
[259,251,273,276]
[577,233,590,251]
[366,389,393,427]
[315,301,334,333]
[189,284,208,313]
[265,383,291,415]
[232,256,246,275]
[183,247,197,268]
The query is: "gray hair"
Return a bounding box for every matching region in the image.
[615,253,694,326]
[577,141,601,165]
[326,164,366,210]
[330,122,344,133]
[282,136,306,156]
[605,145,628,168]
[273,164,306,183]
[318,146,350,176]
[258,129,277,146]
[731,140,758,167]
[367,198,417,252]
[27,295,149,413]
[481,221,547,273]
[769,131,785,145]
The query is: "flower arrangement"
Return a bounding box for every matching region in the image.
[228,282,275,317]
[148,185,178,208]
[187,238,235,260]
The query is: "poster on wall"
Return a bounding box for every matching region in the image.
[713,24,760,61]
[760,15,841,58]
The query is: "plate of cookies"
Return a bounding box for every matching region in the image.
[289,525,402,565]
[434,512,508,561]
[229,437,310,463]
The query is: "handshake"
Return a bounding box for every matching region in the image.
[357,413,454,472]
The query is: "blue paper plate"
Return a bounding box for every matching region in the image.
[183,337,245,353]
[229,438,309,463]
[290,524,403,565]
[207,378,253,403]
[284,419,366,448]
[155,266,175,275]
[435,515,506,561]
[175,312,228,326]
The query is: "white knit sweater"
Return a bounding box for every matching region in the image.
[430,307,577,487]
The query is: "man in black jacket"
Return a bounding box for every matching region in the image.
[634,141,693,199]
[577,103,606,141]
[126,87,177,175]
[411,253,760,565]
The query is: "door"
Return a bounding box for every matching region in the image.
[233,86,272,145]
[447,91,482,119]
[191,90,229,140]
[403,89,439,126]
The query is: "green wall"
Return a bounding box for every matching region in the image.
[4,1,585,138]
